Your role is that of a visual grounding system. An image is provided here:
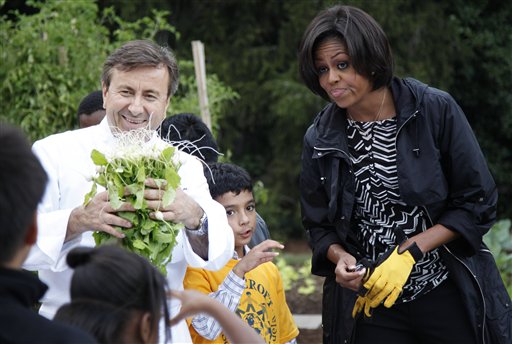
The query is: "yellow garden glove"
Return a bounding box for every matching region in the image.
[351,258,373,318]
[352,295,373,318]
[363,243,423,309]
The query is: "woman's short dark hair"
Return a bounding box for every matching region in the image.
[298,5,393,101]
[61,246,170,342]
[102,40,179,98]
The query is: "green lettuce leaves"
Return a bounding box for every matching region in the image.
[84,145,182,275]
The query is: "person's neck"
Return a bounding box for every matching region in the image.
[235,246,245,258]
[1,259,23,270]
[2,247,29,270]
[347,88,390,122]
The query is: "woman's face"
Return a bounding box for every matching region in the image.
[314,37,373,110]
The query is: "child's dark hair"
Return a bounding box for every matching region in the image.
[0,124,47,264]
[77,90,103,119]
[56,246,170,343]
[54,299,132,344]
[205,162,253,200]
[159,113,219,163]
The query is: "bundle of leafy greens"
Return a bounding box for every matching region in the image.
[84,129,182,275]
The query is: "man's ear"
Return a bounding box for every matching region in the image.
[139,312,153,344]
[25,212,38,246]
[101,82,108,109]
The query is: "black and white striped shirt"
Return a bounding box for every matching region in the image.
[347,117,448,303]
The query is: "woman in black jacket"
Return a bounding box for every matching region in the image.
[298,5,510,344]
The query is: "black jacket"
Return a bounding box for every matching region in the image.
[0,267,96,344]
[300,77,510,343]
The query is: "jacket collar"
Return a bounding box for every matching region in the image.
[312,77,429,150]
[313,104,348,152]
[392,77,429,127]
[0,267,47,308]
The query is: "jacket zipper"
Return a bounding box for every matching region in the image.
[313,146,351,159]
[313,146,354,173]
[315,109,419,157]
[422,206,487,344]
[394,109,419,150]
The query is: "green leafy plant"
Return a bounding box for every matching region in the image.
[483,219,512,295]
[297,260,317,295]
[170,60,239,135]
[0,1,238,143]
[0,0,111,139]
[84,129,182,275]
[276,253,318,296]
[275,256,300,291]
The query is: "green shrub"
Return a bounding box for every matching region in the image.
[0,0,237,141]
[277,253,317,296]
[484,219,512,296]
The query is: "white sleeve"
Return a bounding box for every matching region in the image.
[176,152,234,270]
[23,139,73,271]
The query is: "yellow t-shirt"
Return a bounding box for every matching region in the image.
[183,259,299,343]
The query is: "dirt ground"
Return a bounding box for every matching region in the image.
[283,240,324,343]
[286,280,323,343]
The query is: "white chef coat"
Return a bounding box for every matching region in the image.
[23,118,234,343]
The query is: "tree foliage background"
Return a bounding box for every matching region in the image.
[1,0,511,241]
[0,0,238,140]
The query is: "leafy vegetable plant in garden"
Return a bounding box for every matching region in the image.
[84,129,182,275]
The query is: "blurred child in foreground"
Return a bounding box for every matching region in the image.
[0,124,95,344]
[54,245,264,344]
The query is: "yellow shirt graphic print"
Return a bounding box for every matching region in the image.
[184,259,299,344]
[237,288,278,342]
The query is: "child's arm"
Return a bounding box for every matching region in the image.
[190,270,245,340]
[187,240,284,340]
[168,289,264,344]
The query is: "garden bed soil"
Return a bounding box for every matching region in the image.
[283,240,324,343]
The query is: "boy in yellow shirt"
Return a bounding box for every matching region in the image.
[183,162,299,343]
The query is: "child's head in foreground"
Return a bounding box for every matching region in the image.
[54,245,170,344]
[206,162,256,255]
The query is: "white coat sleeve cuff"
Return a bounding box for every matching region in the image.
[23,209,76,271]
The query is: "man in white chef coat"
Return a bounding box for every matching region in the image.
[23,40,234,343]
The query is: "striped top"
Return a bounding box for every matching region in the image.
[346,117,448,303]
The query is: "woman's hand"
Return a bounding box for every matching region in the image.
[334,252,367,291]
[328,244,366,292]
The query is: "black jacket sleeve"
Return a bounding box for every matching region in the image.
[428,89,498,256]
[300,125,343,276]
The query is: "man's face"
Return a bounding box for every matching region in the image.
[102,66,170,132]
